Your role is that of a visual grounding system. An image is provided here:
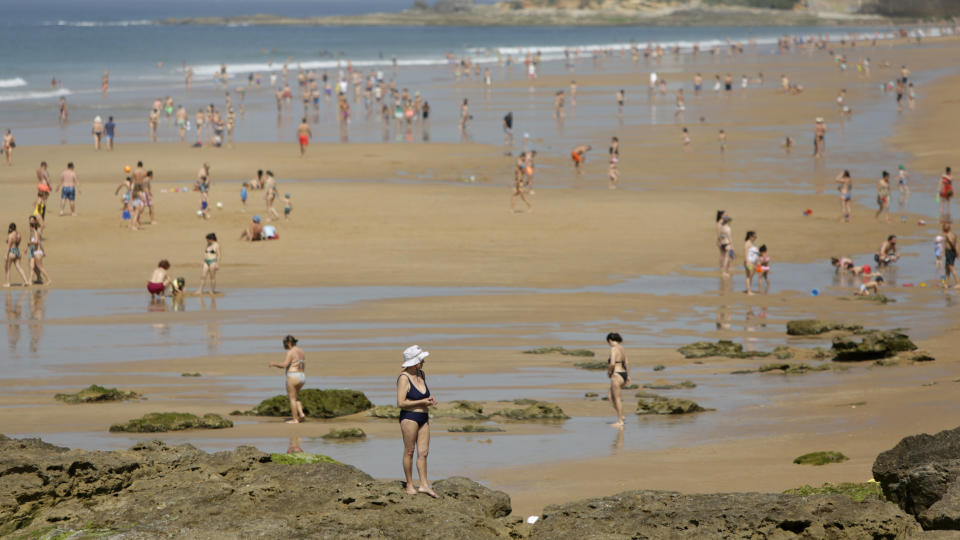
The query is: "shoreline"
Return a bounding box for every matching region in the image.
[157,8,894,28]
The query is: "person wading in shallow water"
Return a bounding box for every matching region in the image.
[397,345,438,498]
[606,332,630,428]
[269,335,306,424]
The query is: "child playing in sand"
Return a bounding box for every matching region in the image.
[854,275,884,296]
[682,128,691,152]
[283,193,293,220]
[718,130,726,154]
[935,236,944,273]
[147,260,173,299]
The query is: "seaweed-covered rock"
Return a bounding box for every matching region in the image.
[907,351,936,363]
[367,405,401,419]
[636,397,708,415]
[54,384,141,404]
[448,425,504,433]
[573,360,607,370]
[832,331,917,362]
[433,400,488,420]
[270,452,340,464]
[786,320,863,336]
[757,363,831,374]
[248,389,373,418]
[181,372,201,377]
[531,490,919,539]
[677,340,769,359]
[643,380,697,390]
[523,346,594,357]
[783,482,883,502]
[493,401,569,420]
[873,425,960,529]
[321,428,365,440]
[584,392,599,398]
[793,451,848,465]
[109,412,232,433]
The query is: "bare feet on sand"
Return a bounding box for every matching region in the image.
[418,486,438,498]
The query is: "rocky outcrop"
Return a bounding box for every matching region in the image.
[677,340,769,359]
[643,379,696,390]
[786,319,863,336]
[832,330,917,362]
[636,397,708,415]
[449,425,504,433]
[793,451,848,465]
[0,435,515,539]
[54,384,141,404]
[322,428,366,440]
[873,426,960,530]
[493,401,569,420]
[531,490,920,538]
[108,412,232,432]
[367,400,569,421]
[523,346,594,357]
[237,389,374,418]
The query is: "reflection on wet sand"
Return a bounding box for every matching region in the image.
[29,290,46,354]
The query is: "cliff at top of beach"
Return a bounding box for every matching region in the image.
[157,0,907,27]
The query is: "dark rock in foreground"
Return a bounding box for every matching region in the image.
[874,425,960,530]
[54,384,141,404]
[532,490,920,538]
[786,319,863,336]
[239,388,373,418]
[832,330,917,362]
[636,397,708,415]
[0,435,513,539]
[109,412,232,433]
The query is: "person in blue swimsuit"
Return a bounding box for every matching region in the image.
[397,345,438,498]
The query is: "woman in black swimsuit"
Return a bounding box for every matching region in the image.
[606,332,630,427]
[397,345,438,497]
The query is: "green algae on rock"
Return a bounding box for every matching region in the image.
[786,320,864,336]
[573,360,608,370]
[242,389,373,418]
[493,401,569,420]
[636,397,708,415]
[524,346,595,357]
[643,380,697,390]
[784,482,883,502]
[448,425,505,433]
[793,451,849,465]
[367,405,401,419]
[109,412,232,433]
[322,428,366,440]
[831,331,917,362]
[677,340,770,359]
[54,385,141,404]
[270,452,340,465]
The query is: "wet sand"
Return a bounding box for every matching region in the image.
[2,33,960,519]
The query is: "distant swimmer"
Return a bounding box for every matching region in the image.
[147,259,174,299]
[196,233,220,295]
[4,223,29,287]
[269,335,306,424]
[571,144,590,175]
[397,345,438,498]
[606,332,630,428]
[835,169,852,223]
[296,118,311,157]
[102,69,109,96]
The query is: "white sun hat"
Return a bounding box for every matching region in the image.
[402,345,430,368]
[94,115,102,123]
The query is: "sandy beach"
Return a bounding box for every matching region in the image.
[3,22,960,527]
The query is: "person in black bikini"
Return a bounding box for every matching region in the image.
[606,332,630,427]
[397,345,438,498]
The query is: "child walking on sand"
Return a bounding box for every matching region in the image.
[283,193,293,220]
[756,244,770,294]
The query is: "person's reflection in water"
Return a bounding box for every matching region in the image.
[5,290,25,352]
[199,296,220,353]
[28,289,46,354]
[715,304,731,330]
[287,436,303,454]
[718,274,732,295]
[611,424,624,455]
[172,292,185,312]
[147,296,168,313]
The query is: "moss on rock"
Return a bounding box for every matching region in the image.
[643,380,697,390]
[448,425,505,433]
[831,331,917,362]
[783,481,883,502]
[493,401,569,420]
[270,452,340,465]
[367,405,401,419]
[54,385,141,404]
[109,412,232,433]
[523,346,595,357]
[786,320,863,336]
[247,389,373,418]
[793,451,849,465]
[677,340,770,359]
[636,397,708,415]
[573,360,608,370]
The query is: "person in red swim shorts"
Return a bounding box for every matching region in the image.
[571,144,591,176]
[296,118,312,157]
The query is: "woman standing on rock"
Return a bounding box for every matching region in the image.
[269,335,306,424]
[607,333,630,428]
[397,345,438,498]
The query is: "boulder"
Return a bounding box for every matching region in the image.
[247,389,373,418]
[636,397,708,415]
[531,490,920,538]
[321,428,365,440]
[54,384,141,404]
[873,425,960,529]
[832,330,917,362]
[0,436,517,539]
[677,340,769,359]
[434,400,488,420]
[793,451,848,465]
[786,319,863,336]
[493,401,569,420]
[367,405,401,419]
[109,412,232,433]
